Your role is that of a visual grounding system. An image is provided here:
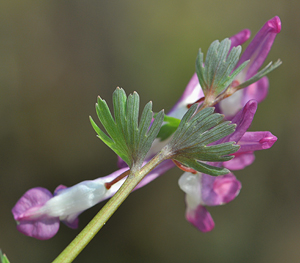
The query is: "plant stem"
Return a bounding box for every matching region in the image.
[52,151,166,263]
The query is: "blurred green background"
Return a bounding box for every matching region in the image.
[0,1,299,262]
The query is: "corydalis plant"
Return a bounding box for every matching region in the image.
[11,16,280,263]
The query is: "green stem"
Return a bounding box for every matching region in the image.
[52,151,166,263]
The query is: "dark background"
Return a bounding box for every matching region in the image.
[1,1,299,262]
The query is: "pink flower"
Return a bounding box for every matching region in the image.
[12,188,59,240]
[217,100,277,170]
[12,162,174,240]
[179,172,241,232]
[178,100,277,232]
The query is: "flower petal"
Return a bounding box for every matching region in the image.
[11,187,60,240]
[219,78,268,118]
[213,175,242,203]
[229,29,251,49]
[42,181,106,219]
[224,100,257,142]
[223,152,255,170]
[99,160,175,202]
[223,131,277,170]
[117,156,128,168]
[178,172,202,209]
[241,76,269,105]
[61,213,80,229]
[168,73,204,119]
[53,185,80,229]
[238,16,281,79]
[12,187,53,221]
[201,173,241,206]
[16,217,60,240]
[186,205,215,232]
[237,131,277,153]
[53,184,67,195]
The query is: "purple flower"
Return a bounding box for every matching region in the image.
[178,100,277,232]
[224,131,277,170]
[217,100,277,170]
[170,16,281,119]
[219,16,281,117]
[179,172,241,232]
[12,188,60,240]
[12,162,174,240]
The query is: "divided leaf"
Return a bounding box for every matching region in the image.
[195,38,281,107]
[90,87,164,169]
[236,59,282,90]
[164,104,239,176]
[196,38,249,98]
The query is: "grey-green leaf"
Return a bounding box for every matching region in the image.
[196,38,249,99]
[90,87,164,169]
[237,59,282,90]
[164,104,238,176]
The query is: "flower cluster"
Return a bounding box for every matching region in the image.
[12,16,280,239]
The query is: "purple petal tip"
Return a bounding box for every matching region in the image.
[240,29,251,41]
[16,218,60,240]
[62,217,79,229]
[213,175,242,204]
[54,184,67,196]
[268,16,281,34]
[242,99,258,115]
[12,187,60,240]
[259,133,277,149]
[186,205,215,232]
[224,153,255,170]
[12,187,53,221]
[230,29,251,48]
[201,174,241,206]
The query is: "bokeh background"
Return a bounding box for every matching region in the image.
[0,1,299,262]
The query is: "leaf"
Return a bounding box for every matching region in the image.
[164,104,239,176]
[196,38,249,101]
[173,156,231,176]
[0,250,10,263]
[237,59,282,90]
[156,114,181,141]
[90,87,164,169]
